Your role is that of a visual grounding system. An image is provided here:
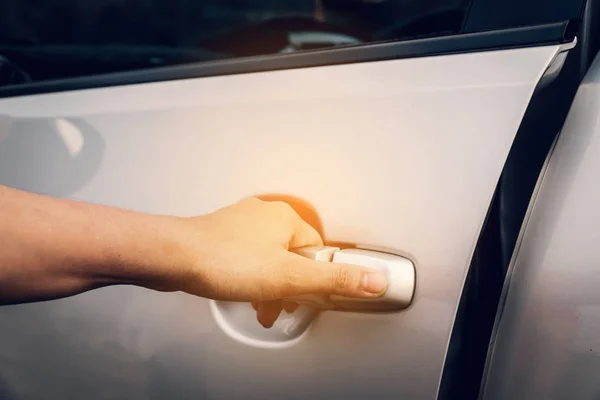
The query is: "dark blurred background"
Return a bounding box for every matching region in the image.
[0,0,466,46]
[0,0,469,85]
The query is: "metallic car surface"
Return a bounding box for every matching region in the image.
[0,44,564,399]
[482,52,600,400]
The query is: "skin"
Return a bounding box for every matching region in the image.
[0,185,388,328]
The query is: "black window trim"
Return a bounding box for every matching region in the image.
[0,20,578,99]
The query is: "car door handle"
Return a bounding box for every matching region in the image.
[287,246,416,312]
[210,245,416,348]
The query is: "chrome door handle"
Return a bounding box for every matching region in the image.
[287,246,416,312]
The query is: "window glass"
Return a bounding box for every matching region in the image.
[0,0,471,87]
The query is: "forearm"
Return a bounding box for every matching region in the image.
[0,185,187,305]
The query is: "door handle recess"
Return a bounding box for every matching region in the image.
[287,246,416,312]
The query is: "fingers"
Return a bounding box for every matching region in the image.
[253,254,389,328]
[269,201,323,250]
[273,202,387,298]
[282,253,388,298]
[256,300,283,328]
[282,301,299,313]
[289,219,323,250]
[252,300,298,328]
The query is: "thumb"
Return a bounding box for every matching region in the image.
[283,253,388,298]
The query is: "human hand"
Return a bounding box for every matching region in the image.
[165,198,388,328]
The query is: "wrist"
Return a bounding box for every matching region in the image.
[91,211,195,293]
[127,214,198,293]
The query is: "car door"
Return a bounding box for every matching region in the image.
[481,12,600,400]
[0,1,587,399]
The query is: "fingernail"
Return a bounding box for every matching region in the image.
[362,273,388,294]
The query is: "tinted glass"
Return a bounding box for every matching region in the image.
[0,0,471,87]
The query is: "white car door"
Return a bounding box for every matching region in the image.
[0,1,587,399]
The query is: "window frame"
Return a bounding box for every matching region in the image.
[0,20,578,99]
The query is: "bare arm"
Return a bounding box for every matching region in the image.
[0,184,190,304]
[0,185,387,327]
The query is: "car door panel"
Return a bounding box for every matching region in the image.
[481,51,600,400]
[0,36,572,400]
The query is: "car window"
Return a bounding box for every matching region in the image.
[0,0,472,88]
